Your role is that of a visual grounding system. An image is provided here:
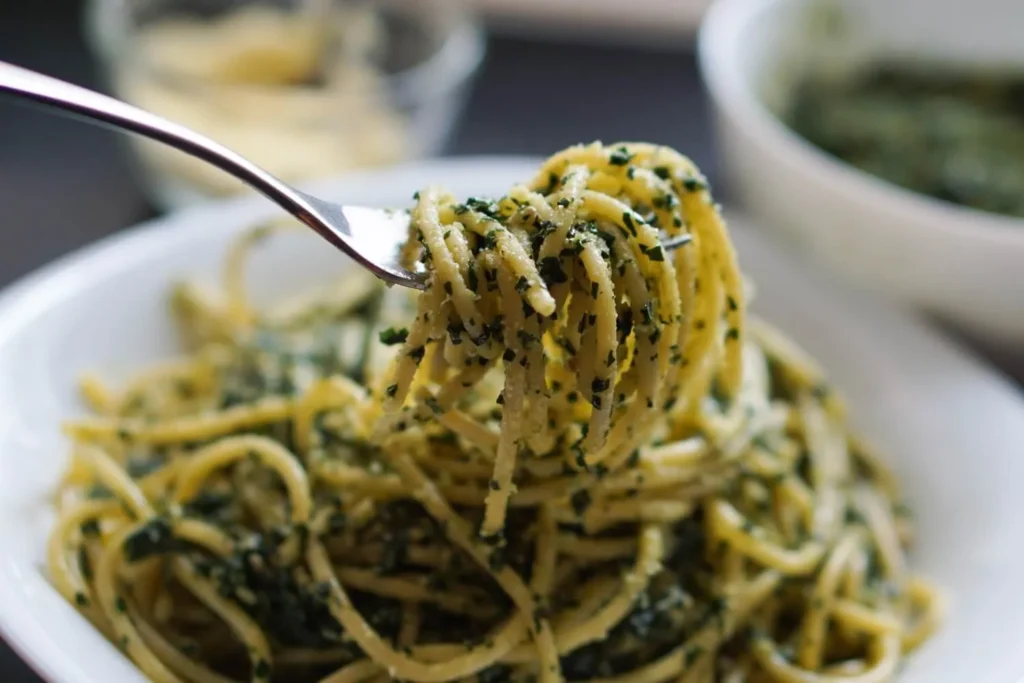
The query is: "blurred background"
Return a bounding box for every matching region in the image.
[0,0,1022,675]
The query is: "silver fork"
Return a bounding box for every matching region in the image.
[0,61,691,290]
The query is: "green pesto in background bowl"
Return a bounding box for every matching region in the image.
[788,66,1024,219]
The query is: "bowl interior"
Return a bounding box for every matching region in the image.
[2,160,1024,681]
[699,0,1024,342]
[727,0,1024,118]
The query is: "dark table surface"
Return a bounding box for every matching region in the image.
[0,2,1021,681]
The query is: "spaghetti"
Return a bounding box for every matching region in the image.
[50,142,941,683]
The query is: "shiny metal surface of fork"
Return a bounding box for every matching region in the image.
[0,60,425,289]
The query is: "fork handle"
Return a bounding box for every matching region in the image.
[0,60,305,213]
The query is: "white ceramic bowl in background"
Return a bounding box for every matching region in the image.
[698,0,1024,343]
[2,159,1024,681]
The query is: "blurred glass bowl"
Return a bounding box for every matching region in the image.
[86,0,485,209]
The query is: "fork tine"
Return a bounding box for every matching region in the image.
[661,233,693,251]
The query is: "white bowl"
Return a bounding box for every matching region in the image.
[698,0,1024,342]
[2,158,1024,681]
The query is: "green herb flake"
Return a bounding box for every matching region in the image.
[481,231,499,250]
[542,172,559,194]
[123,517,178,563]
[517,330,538,349]
[424,396,444,415]
[487,549,507,572]
[683,178,707,193]
[644,245,665,261]
[684,645,705,667]
[379,327,409,345]
[609,147,634,166]
[622,212,637,236]
[78,547,93,581]
[254,659,271,679]
[570,489,592,516]
[539,257,568,285]
[447,322,464,346]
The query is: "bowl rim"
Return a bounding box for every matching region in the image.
[697,0,1024,247]
[83,0,486,102]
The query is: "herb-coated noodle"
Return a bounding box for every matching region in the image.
[49,143,941,682]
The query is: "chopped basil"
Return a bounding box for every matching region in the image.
[123,517,180,563]
[254,659,271,679]
[379,327,409,345]
[539,257,568,285]
[621,212,637,236]
[609,147,634,166]
[640,244,665,262]
[570,489,593,516]
[683,177,706,192]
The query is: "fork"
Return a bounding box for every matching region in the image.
[0,60,690,290]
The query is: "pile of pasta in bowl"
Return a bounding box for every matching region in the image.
[50,143,941,683]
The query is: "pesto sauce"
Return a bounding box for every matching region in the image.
[788,65,1024,217]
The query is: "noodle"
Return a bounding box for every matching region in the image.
[49,143,940,682]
